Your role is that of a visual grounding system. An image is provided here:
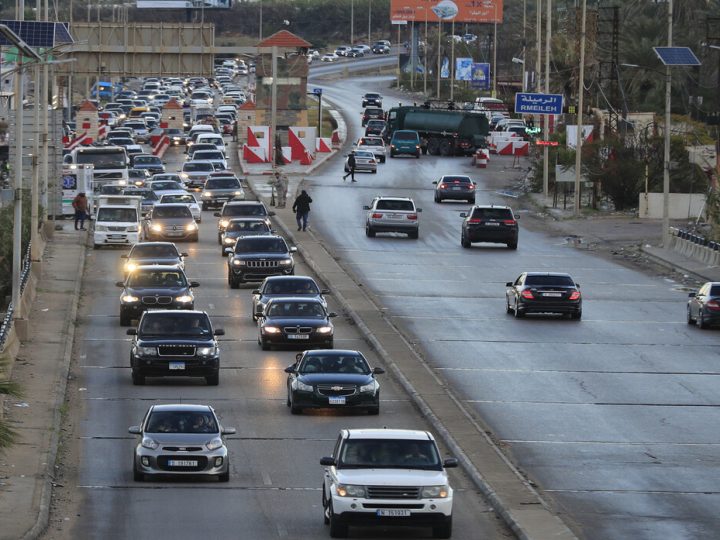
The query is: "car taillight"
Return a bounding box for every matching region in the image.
[569,291,581,301]
[372,213,383,219]
[439,183,447,189]
[468,219,482,224]
[706,300,720,310]
[407,214,418,220]
[503,219,517,225]
[521,290,534,299]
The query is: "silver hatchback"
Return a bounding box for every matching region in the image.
[129,404,236,482]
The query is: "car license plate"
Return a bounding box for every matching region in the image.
[168,460,197,467]
[376,509,411,517]
[108,234,124,239]
[543,292,562,297]
[169,362,185,370]
[329,396,346,405]
[451,186,462,190]
[485,222,500,226]
[287,334,309,340]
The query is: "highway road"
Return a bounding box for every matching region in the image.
[302,75,720,539]
[46,144,510,539]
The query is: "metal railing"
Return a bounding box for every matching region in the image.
[0,243,33,350]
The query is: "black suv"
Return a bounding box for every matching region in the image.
[116,265,199,326]
[127,310,225,386]
[460,205,519,249]
[215,201,274,243]
[361,93,383,108]
[226,235,297,288]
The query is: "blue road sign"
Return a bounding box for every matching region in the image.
[312,88,322,96]
[514,93,564,115]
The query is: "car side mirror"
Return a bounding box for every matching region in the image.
[328,312,337,318]
[268,211,276,217]
[181,252,189,257]
[213,212,221,217]
[372,367,385,375]
[688,292,696,298]
[224,248,233,254]
[320,457,336,467]
[575,283,580,288]
[416,208,422,213]
[251,289,261,295]
[290,247,298,253]
[221,427,236,435]
[515,215,520,220]
[284,365,296,373]
[190,281,200,288]
[214,328,225,336]
[128,426,141,435]
[432,181,438,185]
[115,281,125,287]
[120,254,128,259]
[459,213,467,218]
[363,205,371,210]
[321,289,330,295]
[443,457,459,468]
[505,282,513,287]
[126,328,137,335]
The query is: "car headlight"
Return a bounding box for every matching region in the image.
[262,326,281,334]
[141,436,159,450]
[278,258,293,266]
[201,191,212,198]
[223,236,236,244]
[175,294,193,303]
[293,379,313,392]
[124,262,137,273]
[337,484,366,497]
[121,294,140,303]
[180,173,189,179]
[421,485,450,498]
[136,346,157,356]
[316,326,333,335]
[219,219,229,228]
[127,225,139,233]
[359,380,377,393]
[233,190,243,196]
[95,225,107,232]
[206,437,224,451]
[186,222,198,231]
[151,224,162,232]
[197,346,217,356]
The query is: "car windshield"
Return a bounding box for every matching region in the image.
[394,131,418,141]
[151,181,183,190]
[471,208,513,220]
[266,301,325,318]
[124,189,157,201]
[128,270,187,288]
[134,156,159,164]
[130,244,179,258]
[524,275,575,287]
[263,279,319,295]
[140,312,211,336]
[235,237,286,253]
[224,204,267,217]
[710,286,720,296]
[97,208,137,222]
[353,151,374,159]
[367,120,385,127]
[365,109,382,116]
[100,185,125,195]
[184,162,214,172]
[361,138,383,146]
[194,151,224,160]
[376,200,414,211]
[299,354,369,374]
[161,194,196,204]
[145,411,218,434]
[226,220,269,233]
[153,206,192,219]
[365,94,380,99]
[339,439,441,470]
[206,178,240,189]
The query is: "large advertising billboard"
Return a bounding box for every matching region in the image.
[390,0,502,24]
[136,0,232,8]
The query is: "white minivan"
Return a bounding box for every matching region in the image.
[195,132,227,153]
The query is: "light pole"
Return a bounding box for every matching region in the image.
[350,0,354,45]
[492,4,497,96]
[368,0,372,43]
[542,0,551,198]
[424,7,428,96]
[662,0,672,247]
[573,0,587,216]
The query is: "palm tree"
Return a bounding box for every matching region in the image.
[0,356,21,449]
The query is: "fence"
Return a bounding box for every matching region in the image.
[0,243,32,350]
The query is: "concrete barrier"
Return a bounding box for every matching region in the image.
[668,230,720,267]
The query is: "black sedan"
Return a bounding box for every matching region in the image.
[117,265,199,326]
[251,275,329,321]
[461,205,519,249]
[687,282,720,329]
[121,242,188,277]
[257,298,336,350]
[284,350,384,415]
[506,272,582,319]
[433,175,476,203]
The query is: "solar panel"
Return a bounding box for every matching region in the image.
[0,20,74,48]
[653,47,701,66]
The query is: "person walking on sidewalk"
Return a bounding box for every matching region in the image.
[343,152,357,182]
[231,121,238,142]
[72,192,89,230]
[292,189,313,231]
[268,170,289,208]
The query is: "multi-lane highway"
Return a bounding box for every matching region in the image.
[302,76,720,539]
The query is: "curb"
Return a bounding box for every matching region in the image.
[640,245,714,282]
[22,232,87,540]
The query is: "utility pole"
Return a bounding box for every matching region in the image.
[662,0,673,246]
[536,0,541,92]
[12,0,25,322]
[522,0,526,91]
[574,0,587,216]
[437,21,442,98]
[350,0,354,45]
[450,20,455,100]
[368,0,371,43]
[270,46,277,165]
[542,0,551,198]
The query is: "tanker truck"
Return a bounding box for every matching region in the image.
[385,106,489,156]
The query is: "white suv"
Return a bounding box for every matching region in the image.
[363,196,422,239]
[320,428,457,538]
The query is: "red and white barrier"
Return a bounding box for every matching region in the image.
[65,132,92,150]
[281,146,292,164]
[243,144,267,164]
[496,139,515,156]
[153,135,171,157]
[289,126,316,162]
[97,124,108,141]
[331,129,341,147]
[512,141,529,156]
[245,126,271,163]
[316,137,332,153]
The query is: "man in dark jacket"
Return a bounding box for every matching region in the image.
[342,152,357,182]
[292,189,313,231]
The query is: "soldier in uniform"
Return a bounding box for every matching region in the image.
[268,170,289,208]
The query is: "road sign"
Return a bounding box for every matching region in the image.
[312,88,322,96]
[514,93,563,115]
[535,140,559,147]
[653,47,701,66]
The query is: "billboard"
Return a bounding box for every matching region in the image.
[136,0,232,8]
[470,63,490,89]
[455,57,473,81]
[390,0,502,24]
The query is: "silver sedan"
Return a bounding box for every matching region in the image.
[345,150,377,174]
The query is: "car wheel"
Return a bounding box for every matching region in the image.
[133,461,144,482]
[415,151,420,158]
[506,299,513,314]
[218,470,230,482]
[131,370,145,386]
[120,310,132,327]
[432,516,452,539]
[260,339,270,351]
[434,194,442,203]
[687,307,695,324]
[286,391,292,407]
[366,226,376,238]
[409,230,419,239]
[202,202,208,211]
[390,151,395,158]
[572,311,582,320]
[468,197,475,204]
[228,273,239,289]
[372,169,377,174]
[507,242,518,250]
[698,312,709,329]
[192,233,199,242]
[323,488,331,525]
[328,502,348,538]
[325,340,334,349]
[380,157,386,163]
[367,405,380,415]
[290,394,302,415]
[93,243,100,250]
[461,234,471,248]
[206,373,219,386]
[513,302,525,319]
[217,234,222,245]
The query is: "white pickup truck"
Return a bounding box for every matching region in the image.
[93,196,143,249]
[321,428,457,538]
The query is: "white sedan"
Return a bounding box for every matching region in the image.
[158,193,202,223]
[321,53,339,62]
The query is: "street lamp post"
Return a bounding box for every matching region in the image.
[662,0,673,247]
[574,0,587,216]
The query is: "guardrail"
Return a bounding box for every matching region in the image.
[668,227,720,266]
[0,243,33,350]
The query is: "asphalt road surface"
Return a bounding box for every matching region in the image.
[46,144,510,540]
[303,75,720,540]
